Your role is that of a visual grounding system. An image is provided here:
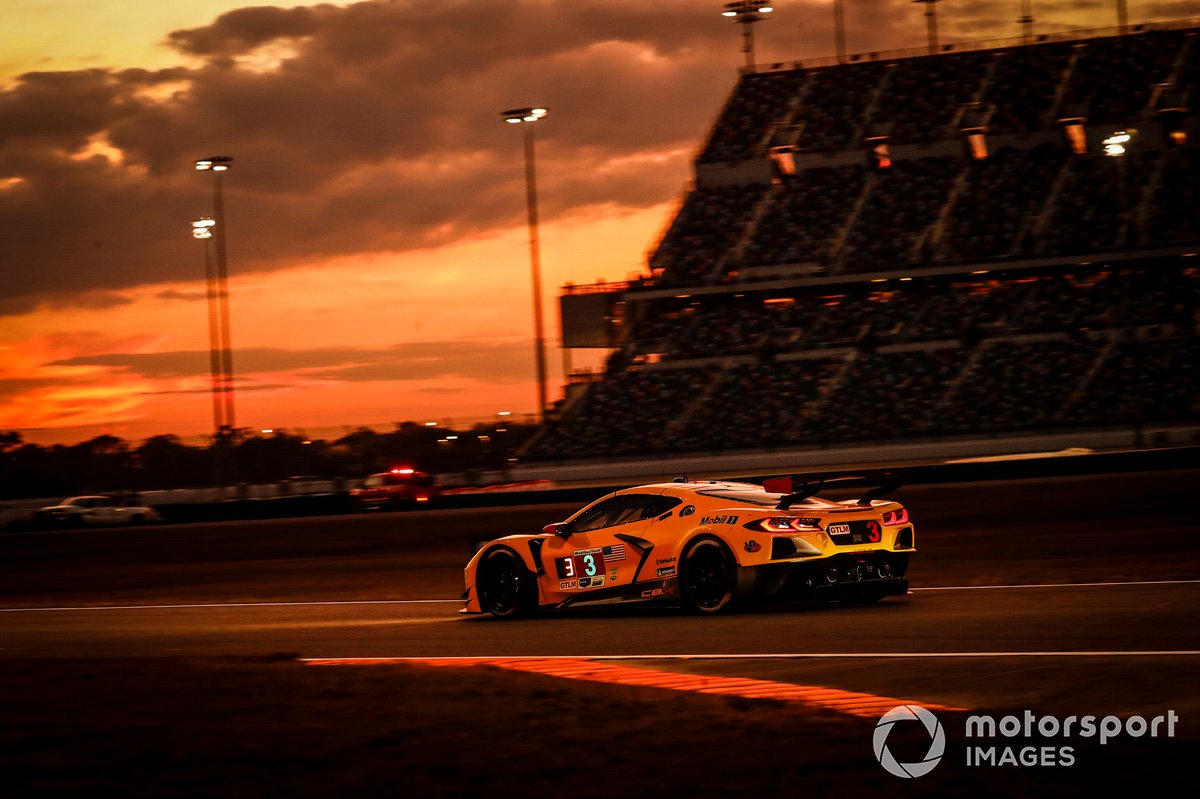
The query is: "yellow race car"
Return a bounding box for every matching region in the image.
[461,476,914,617]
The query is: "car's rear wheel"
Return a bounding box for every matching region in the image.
[679,536,749,615]
[477,547,537,619]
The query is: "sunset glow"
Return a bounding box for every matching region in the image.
[1,0,1179,445]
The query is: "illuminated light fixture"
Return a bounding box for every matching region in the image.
[195,156,232,172]
[191,217,215,240]
[722,2,774,71]
[425,421,438,426]
[497,410,512,416]
[446,435,458,440]
[391,467,415,475]
[1102,130,1134,157]
[260,428,273,433]
[502,107,548,124]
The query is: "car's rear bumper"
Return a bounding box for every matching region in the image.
[758,551,911,601]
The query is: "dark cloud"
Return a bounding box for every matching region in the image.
[50,339,533,383]
[1,0,1184,315]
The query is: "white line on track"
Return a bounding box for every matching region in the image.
[0,599,461,613]
[1,578,1196,613]
[300,651,1200,661]
[913,579,1200,591]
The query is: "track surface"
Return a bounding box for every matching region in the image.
[3,469,1198,797]
[2,470,1198,716]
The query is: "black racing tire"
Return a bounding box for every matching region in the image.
[476,547,538,619]
[678,536,750,615]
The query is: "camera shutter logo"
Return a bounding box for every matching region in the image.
[873,705,946,778]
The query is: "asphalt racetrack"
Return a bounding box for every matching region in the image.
[2,469,1197,796]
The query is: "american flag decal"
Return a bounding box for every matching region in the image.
[602,544,626,562]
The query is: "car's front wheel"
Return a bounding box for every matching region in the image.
[476,547,537,619]
[678,536,751,615]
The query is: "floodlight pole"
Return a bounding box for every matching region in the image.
[1018,0,1035,45]
[913,0,940,54]
[191,218,224,438]
[195,156,237,435]
[834,0,847,63]
[195,155,238,492]
[500,109,550,424]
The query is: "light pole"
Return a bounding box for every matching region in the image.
[833,0,847,63]
[500,108,550,424]
[913,0,941,54]
[191,217,224,438]
[194,156,236,436]
[722,2,774,72]
[1018,0,1035,45]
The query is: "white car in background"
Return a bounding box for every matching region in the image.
[34,495,162,527]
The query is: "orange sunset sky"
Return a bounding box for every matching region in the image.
[0,0,1183,445]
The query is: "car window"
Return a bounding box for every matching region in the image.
[573,494,678,533]
[364,475,383,487]
[695,489,783,506]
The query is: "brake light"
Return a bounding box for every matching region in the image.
[746,516,823,533]
[391,467,415,475]
[882,507,909,526]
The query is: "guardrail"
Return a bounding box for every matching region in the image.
[4,446,1193,530]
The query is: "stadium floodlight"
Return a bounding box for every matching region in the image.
[194,155,237,439]
[722,2,774,71]
[1103,130,1133,157]
[502,107,548,124]
[194,155,238,494]
[499,107,552,424]
[195,155,231,172]
[191,217,215,239]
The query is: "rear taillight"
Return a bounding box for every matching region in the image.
[882,507,909,526]
[746,516,823,533]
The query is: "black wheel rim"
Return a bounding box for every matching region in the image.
[684,544,731,610]
[481,553,521,615]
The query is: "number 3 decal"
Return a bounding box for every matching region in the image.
[583,554,597,576]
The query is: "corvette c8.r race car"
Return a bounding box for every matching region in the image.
[462,476,914,617]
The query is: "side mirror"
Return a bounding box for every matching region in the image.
[542,522,572,537]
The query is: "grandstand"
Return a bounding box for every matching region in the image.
[529,22,1200,463]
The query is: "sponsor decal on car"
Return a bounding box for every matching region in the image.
[655,556,676,565]
[680,505,696,518]
[828,523,851,535]
[744,540,761,553]
[559,580,577,590]
[555,548,607,581]
[656,567,676,577]
[699,514,739,526]
[609,568,618,581]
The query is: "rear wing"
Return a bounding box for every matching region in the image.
[762,472,906,510]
